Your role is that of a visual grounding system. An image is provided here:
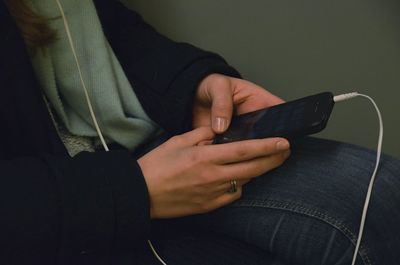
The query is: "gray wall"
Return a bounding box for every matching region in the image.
[122,0,400,158]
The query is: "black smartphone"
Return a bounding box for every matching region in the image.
[213,92,335,144]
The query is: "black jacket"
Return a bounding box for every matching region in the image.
[0,0,239,264]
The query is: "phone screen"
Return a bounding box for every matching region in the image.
[213,92,334,144]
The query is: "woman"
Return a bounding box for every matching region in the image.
[1,0,399,264]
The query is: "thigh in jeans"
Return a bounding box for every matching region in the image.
[182,137,400,265]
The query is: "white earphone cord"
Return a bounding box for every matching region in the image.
[55,0,109,152]
[55,2,382,264]
[55,1,168,264]
[334,92,383,265]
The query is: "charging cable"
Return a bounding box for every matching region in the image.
[333,92,383,265]
[55,0,109,152]
[54,0,168,264]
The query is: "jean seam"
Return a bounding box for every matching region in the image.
[232,198,373,265]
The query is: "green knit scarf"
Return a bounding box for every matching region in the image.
[30,0,159,151]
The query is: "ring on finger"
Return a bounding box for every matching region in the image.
[228,179,238,193]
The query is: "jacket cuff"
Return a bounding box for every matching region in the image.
[112,157,151,250]
[43,150,150,263]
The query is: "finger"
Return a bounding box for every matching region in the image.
[238,79,285,106]
[213,179,251,194]
[195,179,249,202]
[267,91,285,106]
[172,127,215,147]
[209,85,234,133]
[197,187,243,213]
[231,79,285,113]
[218,150,291,181]
[203,137,290,164]
[203,186,243,213]
[258,87,285,106]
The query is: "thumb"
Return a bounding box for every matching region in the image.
[210,86,234,133]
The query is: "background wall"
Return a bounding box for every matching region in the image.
[122,0,400,158]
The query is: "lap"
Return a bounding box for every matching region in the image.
[151,137,400,265]
[145,228,285,265]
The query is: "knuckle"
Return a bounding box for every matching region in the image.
[198,171,215,184]
[195,171,207,183]
[215,101,231,112]
[210,74,229,86]
[212,167,228,183]
[192,169,211,185]
[233,147,248,159]
[200,126,214,137]
[169,135,183,145]
[197,165,220,184]
[187,150,202,164]
[261,140,276,153]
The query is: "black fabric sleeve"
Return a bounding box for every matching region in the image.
[0,151,150,265]
[1,3,151,264]
[95,0,241,134]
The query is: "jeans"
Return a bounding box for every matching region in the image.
[130,137,400,265]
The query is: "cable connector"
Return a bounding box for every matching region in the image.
[333,92,359,102]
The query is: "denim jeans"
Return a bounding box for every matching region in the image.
[130,137,400,265]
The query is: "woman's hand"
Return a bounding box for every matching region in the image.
[137,127,290,219]
[193,73,284,133]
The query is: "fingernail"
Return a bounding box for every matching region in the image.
[213,117,228,132]
[276,140,290,151]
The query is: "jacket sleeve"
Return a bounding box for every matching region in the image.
[0,150,150,265]
[0,2,151,264]
[95,0,241,135]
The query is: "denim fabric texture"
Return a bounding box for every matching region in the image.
[131,137,400,265]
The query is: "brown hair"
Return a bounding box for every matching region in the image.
[5,0,56,49]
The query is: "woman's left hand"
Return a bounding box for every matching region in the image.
[193,73,284,133]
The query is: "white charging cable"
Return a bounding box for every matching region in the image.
[333,92,383,265]
[54,1,168,264]
[55,0,109,152]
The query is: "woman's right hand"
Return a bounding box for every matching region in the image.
[137,127,290,219]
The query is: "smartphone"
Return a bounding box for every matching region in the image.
[213,92,335,144]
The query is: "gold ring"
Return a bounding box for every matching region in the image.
[228,180,237,193]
